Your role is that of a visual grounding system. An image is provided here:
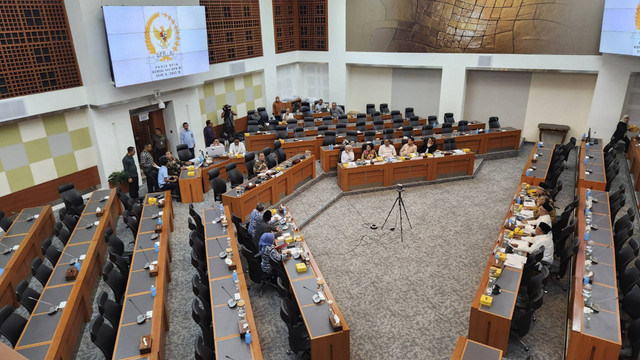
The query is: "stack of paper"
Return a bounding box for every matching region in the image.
[523,200,536,207]
[504,253,528,269]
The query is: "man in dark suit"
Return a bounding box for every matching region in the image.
[612,115,631,153]
[122,146,139,199]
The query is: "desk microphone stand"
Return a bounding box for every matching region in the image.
[381,184,412,242]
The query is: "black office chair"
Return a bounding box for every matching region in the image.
[402,126,413,138]
[96,291,122,327]
[623,285,640,320]
[15,280,39,314]
[263,147,277,168]
[294,127,306,138]
[276,125,288,139]
[192,297,214,344]
[62,213,78,232]
[441,123,453,134]
[268,119,279,130]
[489,116,501,129]
[102,261,126,304]
[243,152,256,179]
[54,222,70,246]
[241,244,277,296]
[89,314,117,359]
[371,111,382,123]
[366,104,376,115]
[373,119,384,131]
[257,107,269,124]
[337,114,349,124]
[443,138,456,150]
[208,168,227,202]
[379,103,390,114]
[355,120,366,132]
[458,120,470,132]
[0,305,27,347]
[192,273,211,308]
[317,125,329,136]
[617,245,636,275]
[286,322,311,357]
[336,123,347,135]
[422,125,434,136]
[105,249,131,275]
[280,297,303,326]
[303,117,315,128]
[322,116,333,126]
[44,244,62,266]
[58,183,85,216]
[301,106,312,118]
[226,163,244,187]
[610,184,627,206]
[0,211,13,232]
[391,110,402,122]
[405,107,415,119]
[247,120,259,132]
[621,267,640,298]
[510,307,535,352]
[274,140,287,163]
[30,257,52,287]
[177,144,192,161]
[116,187,135,212]
[194,333,215,360]
[122,210,140,239]
[286,119,298,129]
[362,131,374,143]
[428,115,438,126]
[620,318,640,359]
[191,249,208,280]
[323,131,337,146]
[346,130,358,143]
[444,112,455,124]
[409,116,420,127]
[383,128,395,140]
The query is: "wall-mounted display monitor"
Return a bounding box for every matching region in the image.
[600,0,640,56]
[102,6,209,87]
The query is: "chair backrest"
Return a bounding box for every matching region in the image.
[364,131,376,142]
[356,120,366,132]
[337,114,349,124]
[379,103,389,114]
[383,128,395,140]
[427,115,438,126]
[89,314,117,359]
[103,261,126,304]
[96,290,122,327]
[346,131,358,143]
[15,280,39,314]
[366,104,376,115]
[371,112,382,123]
[45,245,62,266]
[247,120,259,132]
[444,138,456,150]
[317,125,329,136]
[301,106,312,117]
[191,298,213,343]
[257,107,269,123]
[391,110,402,122]
[622,267,640,296]
[458,120,470,132]
[409,116,420,127]
[489,116,500,128]
[268,119,278,130]
[293,127,305,139]
[276,125,288,139]
[0,305,27,347]
[392,118,403,129]
[422,125,434,136]
[194,334,215,360]
[226,163,244,187]
[336,123,347,134]
[617,245,636,274]
[177,144,192,161]
[405,107,415,119]
[286,119,298,129]
[323,131,337,146]
[372,119,384,130]
[31,258,52,287]
[444,112,455,124]
[322,116,333,126]
[623,285,640,320]
[402,126,413,138]
[441,123,453,134]
[303,117,315,127]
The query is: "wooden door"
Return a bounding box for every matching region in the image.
[130,110,166,162]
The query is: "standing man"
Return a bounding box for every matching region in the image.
[272,96,283,116]
[123,146,139,199]
[221,104,237,142]
[180,122,196,158]
[612,115,631,153]
[330,102,344,117]
[203,120,215,147]
[152,128,168,162]
[139,143,158,192]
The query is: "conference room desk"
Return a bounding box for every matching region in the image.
[451,336,503,360]
[566,189,621,360]
[0,206,54,308]
[468,184,525,353]
[222,154,316,221]
[520,145,555,186]
[112,191,174,360]
[276,211,350,359]
[336,153,475,192]
[179,168,204,204]
[294,111,331,119]
[14,189,120,360]
[202,158,232,192]
[578,139,606,191]
[320,128,520,173]
[202,204,263,359]
[628,137,640,191]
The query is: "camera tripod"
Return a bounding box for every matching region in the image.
[381,184,412,242]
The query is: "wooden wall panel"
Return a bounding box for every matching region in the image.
[272,0,327,53]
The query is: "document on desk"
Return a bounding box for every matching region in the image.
[520,210,534,219]
[523,200,536,207]
[504,253,527,269]
[346,162,357,168]
[509,239,529,248]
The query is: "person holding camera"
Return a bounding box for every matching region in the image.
[220,104,237,141]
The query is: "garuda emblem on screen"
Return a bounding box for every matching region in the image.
[145,12,180,62]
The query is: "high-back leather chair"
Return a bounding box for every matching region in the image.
[274,141,287,163]
[337,114,349,124]
[366,104,376,115]
[458,120,470,132]
[177,144,192,161]
[276,125,288,139]
[208,168,227,201]
[441,123,453,134]
[294,127,305,138]
[489,116,501,129]
[225,163,244,187]
[244,153,256,178]
[379,103,390,114]
[322,116,333,126]
[444,112,455,124]
[323,131,337,146]
[428,115,438,126]
[405,107,415,119]
[247,120,259,132]
[257,107,269,123]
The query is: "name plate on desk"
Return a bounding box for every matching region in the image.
[154,224,163,233]
[139,335,152,354]
[65,266,78,280]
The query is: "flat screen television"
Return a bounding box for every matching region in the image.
[600,0,640,56]
[102,6,209,87]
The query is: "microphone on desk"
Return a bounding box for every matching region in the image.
[303,286,324,303]
[225,356,236,360]
[216,238,227,259]
[0,242,13,255]
[128,298,147,324]
[61,251,80,265]
[221,286,237,308]
[29,297,60,315]
[72,215,97,229]
[585,296,619,313]
[139,245,152,269]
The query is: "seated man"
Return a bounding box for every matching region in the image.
[512,222,553,265]
[520,201,552,235]
[378,138,397,159]
[165,151,190,177]
[248,203,265,237]
[330,102,344,117]
[254,152,268,174]
[314,99,325,113]
[399,137,417,157]
[253,210,277,250]
[157,157,181,201]
[229,137,246,156]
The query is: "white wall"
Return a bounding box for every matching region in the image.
[390,68,442,118]
[276,63,299,99]
[464,71,532,130]
[347,66,393,113]
[524,73,597,143]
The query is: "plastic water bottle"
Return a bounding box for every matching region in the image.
[245,330,252,344]
[586,189,591,197]
[583,277,589,286]
[329,144,334,150]
[586,142,590,149]
[0,268,4,276]
[585,231,590,241]
[74,262,81,272]
[154,242,159,253]
[150,285,156,297]
[584,158,588,165]
[232,270,238,283]
[476,129,479,134]
[219,203,224,215]
[157,217,162,226]
[583,133,586,140]
[526,169,530,176]
[516,197,521,204]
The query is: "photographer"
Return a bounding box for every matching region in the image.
[220,104,237,142]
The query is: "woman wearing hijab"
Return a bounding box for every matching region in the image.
[259,231,291,275]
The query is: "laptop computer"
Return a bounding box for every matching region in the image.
[207,145,225,157]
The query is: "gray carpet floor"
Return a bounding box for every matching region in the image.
[14,142,638,360]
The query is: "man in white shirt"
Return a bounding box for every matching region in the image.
[378,138,397,159]
[521,201,552,235]
[315,99,325,113]
[512,222,554,264]
[228,137,246,156]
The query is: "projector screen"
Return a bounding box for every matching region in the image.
[600,0,640,56]
[102,6,209,87]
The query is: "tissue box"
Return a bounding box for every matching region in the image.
[188,165,195,171]
[148,197,157,205]
[187,171,195,177]
[296,263,307,273]
[480,295,493,306]
[236,153,243,158]
[284,236,294,244]
[497,253,507,261]
[490,266,502,277]
[462,148,471,153]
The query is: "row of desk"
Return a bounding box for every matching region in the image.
[520,144,555,186]
[0,206,55,309]
[578,140,607,191]
[14,189,120,359]
[222,154,316,221]
[202,204,262,359]
[178,157,248,204]
[112,191,174,360]
[320,128,521,173]
[337,153,475,192]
